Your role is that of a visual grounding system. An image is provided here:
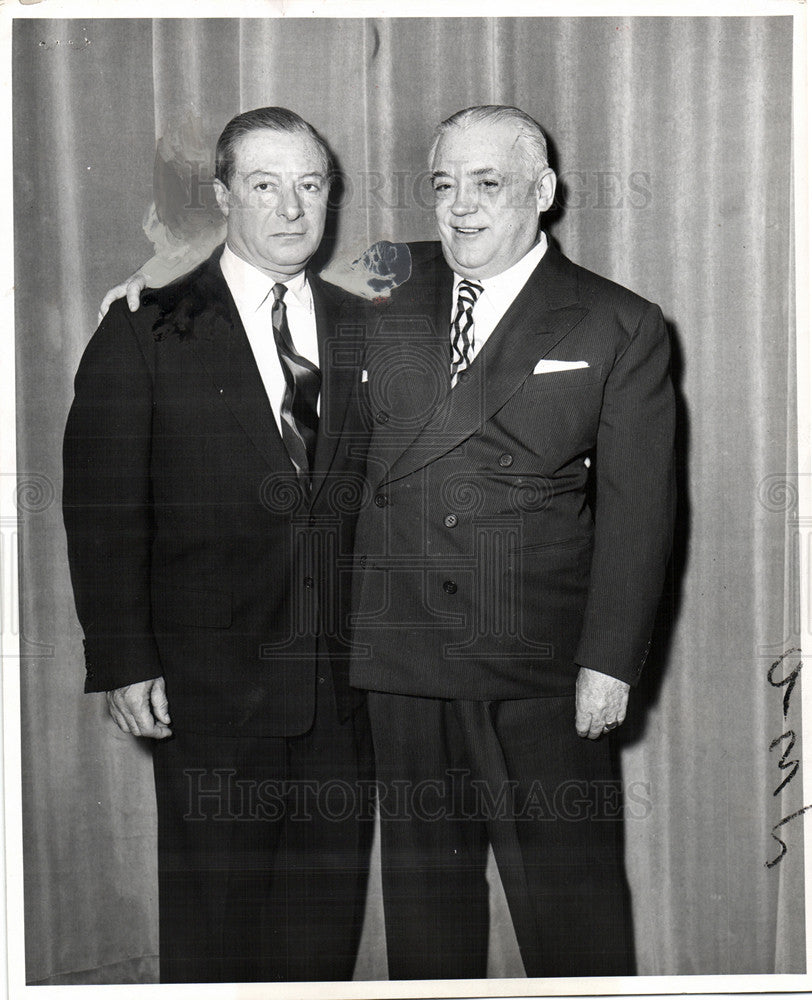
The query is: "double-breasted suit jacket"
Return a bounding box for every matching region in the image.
[63,247,369,737]
[350,240,676,696]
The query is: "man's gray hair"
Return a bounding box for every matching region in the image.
[429,105,550,175]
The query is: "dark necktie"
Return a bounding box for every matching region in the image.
[271,283,320,484]
[450,278,484,385]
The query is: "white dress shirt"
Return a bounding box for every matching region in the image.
[220,243,320,432]
[450,233,548,363]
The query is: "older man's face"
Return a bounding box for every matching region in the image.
[214,128,329,280]
[431,120,555,280]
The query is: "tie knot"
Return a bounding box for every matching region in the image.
[273,283,287,304]
[457,279,484,308]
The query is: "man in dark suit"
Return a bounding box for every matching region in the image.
[350,105,675,979]
[62,107,373,983]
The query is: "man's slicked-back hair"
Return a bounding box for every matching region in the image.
[215,106,333,188]
[429,105,550,175]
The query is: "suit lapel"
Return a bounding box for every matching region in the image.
[380,243,588,486]
[180,253,294,475]
[364,248,452,479]
[309,274,359,507]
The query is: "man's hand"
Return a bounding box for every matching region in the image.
[575,666,630,740]
[98,271,148,323]
[106,677,172,739]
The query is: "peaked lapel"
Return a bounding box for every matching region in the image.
[157,248,295,476]
[309,273,360,508]
[363,246,452,479]
[378,242,589,486]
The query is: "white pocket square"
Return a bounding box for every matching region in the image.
[361,369,369,383]
[533,359,589,374]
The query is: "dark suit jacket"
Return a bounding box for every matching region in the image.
[63,247,368,738]
[350,240,676,699]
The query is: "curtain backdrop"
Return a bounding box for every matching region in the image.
[13,15,799,985]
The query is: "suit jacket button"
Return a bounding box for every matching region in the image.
[304,577,314,589]
[457,371,470,383]
[443,580,458,595]
[374,494,388,508]
[359,555,367,568]
[499,453,514,467]
[443,513,458,528]
[375,411,390,424]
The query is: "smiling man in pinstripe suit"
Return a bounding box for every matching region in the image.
[350,105,676,979]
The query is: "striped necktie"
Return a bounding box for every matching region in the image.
[450,278,484,386]
[271,283,320,485]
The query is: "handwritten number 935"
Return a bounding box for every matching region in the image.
[766,648,810,869]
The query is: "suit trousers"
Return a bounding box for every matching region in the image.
[152,665,374,983]
[368,690,635,980]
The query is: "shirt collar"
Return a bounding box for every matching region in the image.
[220,242,313,314]
[452,231,548,302]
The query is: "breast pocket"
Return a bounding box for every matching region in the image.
[524,364,603,392]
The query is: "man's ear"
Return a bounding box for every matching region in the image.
[536,168,557,214]
[213,178,230,218]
